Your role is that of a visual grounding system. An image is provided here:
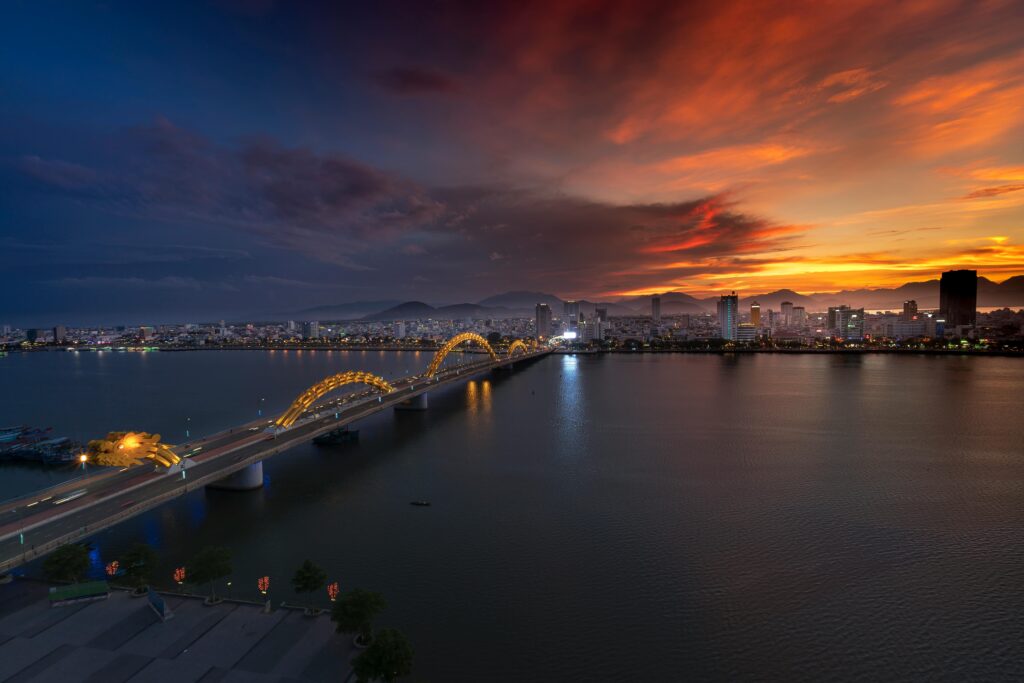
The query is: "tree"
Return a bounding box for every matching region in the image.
[291,559,327,613]
[43,543,90,583]
[331,588,386,644]
[187,546,232,603]
[121,542,157,592]
[352,628,413,683]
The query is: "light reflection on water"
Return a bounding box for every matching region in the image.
[2,351,1023,681]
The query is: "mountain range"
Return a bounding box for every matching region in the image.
[293,276,1024,321]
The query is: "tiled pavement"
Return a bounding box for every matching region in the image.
[0,580,354,682]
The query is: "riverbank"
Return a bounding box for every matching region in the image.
[0,577,354,682]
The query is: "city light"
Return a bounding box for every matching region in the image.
[327,582,339,602]
[258,576,270,595]
[106,560,119,576]
[174,567,185,585]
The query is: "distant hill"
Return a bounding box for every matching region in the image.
[298,278,1024,322]
[293,299,402,320]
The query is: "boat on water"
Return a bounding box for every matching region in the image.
[0,426,81,465]
[410,500,431,507]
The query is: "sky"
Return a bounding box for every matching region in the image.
[2,0,1023,324]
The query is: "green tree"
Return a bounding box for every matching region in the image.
[42,543,90,583]
[291,559,327,613]
[352,628,413,683]
[187,546,232,602]
[331,588,386,644]
[121,542,157,592]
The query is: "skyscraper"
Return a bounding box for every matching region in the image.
[52,324,66,343]
[302,320,320,339]
[595,307,608,322]
[835,307,865,340]
[750,301,761,328]
[717,292,739,340]
[535,303,552,339]
[563,300,581,332]
[791,306,806,326]
[781,301,793,327]
[651,295,661,323]
[902,300,918,321]
[939,269,977,328]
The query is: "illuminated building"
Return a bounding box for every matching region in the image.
[736,323,757,342]
[303,320,320,339]
[834,307,865,340]
[53,324,66,343]
[791,306,806,326]
[902,300,918,321]
[564,300,581,333]
[595,307,607,322]
[535,303,552,339]
[939,269,977,328]
[750,301,761,328]
[651,295,661,323]
[717,292,739,340]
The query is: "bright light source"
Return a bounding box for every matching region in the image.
[563,331,578,340]
[79,454,88,463]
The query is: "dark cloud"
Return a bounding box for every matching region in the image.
[17,120,798,298]
[371,67,459,95]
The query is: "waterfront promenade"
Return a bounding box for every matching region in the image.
[0,579,351,682]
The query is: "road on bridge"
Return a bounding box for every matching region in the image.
[0,349,549,574]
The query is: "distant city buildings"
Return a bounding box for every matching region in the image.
[302,320,320,339]
[736,323,757,342]
[651,295,661,323]
[717,292,739,340]
[781,301,793,327]
[832,306,865,340]
[52,324,66,344]
[940,269,977,328]
[563,300,581,334]
[902,300,918,321]
[535,303,552,339]
[750,301,761,329]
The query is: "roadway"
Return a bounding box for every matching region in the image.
[0,350,548,573]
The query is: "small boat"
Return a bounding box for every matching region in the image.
[410,500,431,507]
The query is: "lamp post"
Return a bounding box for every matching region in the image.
[257,397,265,418]
[185,416,190,439]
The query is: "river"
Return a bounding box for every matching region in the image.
[1,350,1022,680]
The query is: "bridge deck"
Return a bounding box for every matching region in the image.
[0,350,549,573]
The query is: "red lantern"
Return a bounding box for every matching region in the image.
[327,582,339,601]
[105,560,119,577]
[258,576,270,595]
[174,567,186,585]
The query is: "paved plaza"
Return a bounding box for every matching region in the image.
[0,579,354,682]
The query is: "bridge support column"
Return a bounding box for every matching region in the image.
[494,362,514,372]
[208,461,264,491]
[395,393,428,411]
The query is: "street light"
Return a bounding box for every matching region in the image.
[258,397,265,417]
[185,416,191,439]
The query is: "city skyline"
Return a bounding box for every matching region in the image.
[3,1,1024,322]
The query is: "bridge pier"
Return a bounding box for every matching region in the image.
[208,461,264,491]
[394,392,428,411]
[494,362,514,372]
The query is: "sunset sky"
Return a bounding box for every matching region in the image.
[2,0,1023,322]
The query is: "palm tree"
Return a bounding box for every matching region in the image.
[291,559,326,615]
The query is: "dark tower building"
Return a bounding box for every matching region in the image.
[939,269,977,328]
[535,303,552,339]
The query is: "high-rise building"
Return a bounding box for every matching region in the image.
[736,323,757,342]
[791,306,806,326]
[563,300,581,332]
[287,320,297,332]
[781,301,794,327]
[595,307,608,322]
[394,321,406,339]
[535,303,552,339]
[939,269,977,328]
[750,301,761,328]
[717,292,739,340]
[52,324,67,343]
[303,321,320,339]
[835,307,865,340]
[26,329,40,343]
[651,295,661,323]
[902,300,918,322]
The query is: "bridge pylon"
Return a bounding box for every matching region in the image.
[208,461,264,490]
[394,393,429,411]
